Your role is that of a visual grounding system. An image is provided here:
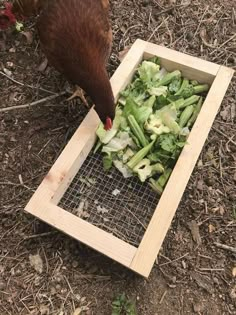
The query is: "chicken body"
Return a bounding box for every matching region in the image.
[11,0,115,126]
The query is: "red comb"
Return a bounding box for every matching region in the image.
[104,117,112,131]
[0,2,16,27]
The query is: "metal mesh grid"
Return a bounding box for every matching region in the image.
[59,151,160,247]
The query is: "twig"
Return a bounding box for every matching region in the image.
[214,242,236,254]
[158,252,189,267]
[147,18,168,42]
[162,16,173,45]
[210,33,236,55]
[22,231,58,241]
[198,268,225,272]
[159,290,167,304]
[0,92,66,113]
[193,6,209,39]
[154,4,188,17]
[212,127,236,146]
[0,70,56,95]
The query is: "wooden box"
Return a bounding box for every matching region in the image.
[25,39,234,278]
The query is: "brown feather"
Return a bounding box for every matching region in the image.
[11,0,115,123]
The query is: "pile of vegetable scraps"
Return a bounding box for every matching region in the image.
[96,56,209,195]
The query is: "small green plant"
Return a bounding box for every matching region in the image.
[111,293,137,315]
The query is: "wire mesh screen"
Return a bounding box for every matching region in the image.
[59,151,160,247]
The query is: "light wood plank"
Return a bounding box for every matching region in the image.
[110,39,146,99]
[130,66,234,277]
[25,109,100,205]
[25,202,136,267]
[143,41,220,84]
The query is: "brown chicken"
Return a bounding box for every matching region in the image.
[0,0,115,129]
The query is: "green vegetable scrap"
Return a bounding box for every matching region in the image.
[95,56,210,194]
[149,168,172,195]
[15,21,24,32]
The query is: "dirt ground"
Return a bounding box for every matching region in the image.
[0,0,236,314]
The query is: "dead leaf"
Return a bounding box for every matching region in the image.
[21,31,33,45]
[220,106,230,121]
[209,224,216,233]
[219,206,225,215]
[38,58,48,72]
[193,301,205,313]
[29,254,43,274]
[82,211,90,219]
[191,271,214,294]
[0,39,6,52]
[97,206,109,214]
[233,172,236,183]
[231,103,235,120]
[188,220,201,245]
[232,267,236,277]
[39,304,49,315]
[197,179,204,191]
[9,47,16,53]
[200,27,216,49]
[73,308,82,315]
[3,67,12,76]
[230,285,236,300]
[6,61,14,68]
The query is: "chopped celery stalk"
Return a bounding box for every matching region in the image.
[175,78,189,96]
[149,168,172,194]
[156,70,181,87]
[93,139,102,153]
[103,154,113,171]
[127,138,156,170]
[176,95,200,110]
[179,105,194,128]
[187,97,203,127]
[127,115,149,147]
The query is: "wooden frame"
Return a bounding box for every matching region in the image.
[25,39,234,278]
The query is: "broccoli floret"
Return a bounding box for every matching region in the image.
[182,84,209,98]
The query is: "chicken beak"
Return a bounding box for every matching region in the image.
[104,117,112,131]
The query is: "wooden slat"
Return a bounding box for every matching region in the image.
[110,38,146,99]
[25,202,136,267]
[130,66,234,278]
[25,109,100,205]
[143,41,220,84]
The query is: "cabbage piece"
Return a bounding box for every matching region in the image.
[138,61,161,83]
[113,160,133,178]
[123,97,153,124]
[101,131,135,154]
[96,107,123,144]
[148,86,168,97]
